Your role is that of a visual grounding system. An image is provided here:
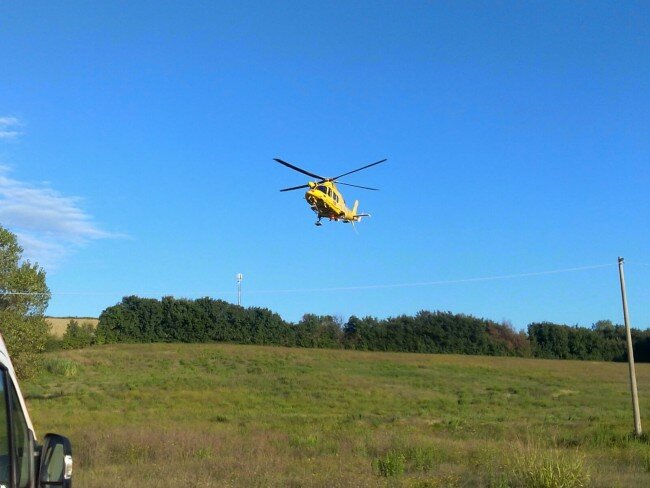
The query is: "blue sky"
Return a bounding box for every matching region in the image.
[1,1,648,329]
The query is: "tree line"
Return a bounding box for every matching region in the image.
[528,320,650,362]
[92,295,650,362]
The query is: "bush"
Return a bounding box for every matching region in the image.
[61,319,96,350]
[44,334,63,352]
[0,312,49,378]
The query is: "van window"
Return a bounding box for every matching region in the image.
[0,369,33,488]
[10,385,30,487]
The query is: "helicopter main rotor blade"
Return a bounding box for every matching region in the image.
[337,182,379,191]
[274,158,326,180]
[280,184,310,192]
[332,158,387,180]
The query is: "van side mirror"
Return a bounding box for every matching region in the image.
[38,433,72,487]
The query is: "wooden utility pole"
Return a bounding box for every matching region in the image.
[618,257,642,436]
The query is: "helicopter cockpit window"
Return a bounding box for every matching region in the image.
[317,185,327,193]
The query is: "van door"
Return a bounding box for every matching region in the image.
[0,365,35,488]
[0,365,72,488]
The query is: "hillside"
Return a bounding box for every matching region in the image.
[25,343,650,487]
[45,317,99,337]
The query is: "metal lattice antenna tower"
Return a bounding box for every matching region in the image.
[236,273,243,306]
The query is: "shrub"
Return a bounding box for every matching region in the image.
[44,334,63,352]
[0,312,49,379]
[61,319,96,350]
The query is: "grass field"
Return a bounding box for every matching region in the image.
[45,317,98,337]
[23,343,650,487]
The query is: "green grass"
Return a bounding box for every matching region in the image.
[23,343,650,487]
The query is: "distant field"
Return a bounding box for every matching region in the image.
[24,344,650,487]
[45,317,98,337]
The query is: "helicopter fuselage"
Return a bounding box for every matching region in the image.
[305,181,360,223]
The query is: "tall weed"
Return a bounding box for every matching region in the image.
[43,358,79,377]
[373,450,406,477]
[501,446,591,488]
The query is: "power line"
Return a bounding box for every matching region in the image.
[245,263,616,295]
[0,262,617,297]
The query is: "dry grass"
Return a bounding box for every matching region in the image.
[23,343,650,487]
[46,316,98,337]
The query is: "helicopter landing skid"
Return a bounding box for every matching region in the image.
[315,217,323,226]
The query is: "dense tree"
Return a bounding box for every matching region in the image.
[0,226,51,378]
[527,320,648,362]
[529,323,570,359]
[634,331,650,363]
[294,314,342,348]
[343,315,380,350]
[96,295,650,363]
[486,320,532,357]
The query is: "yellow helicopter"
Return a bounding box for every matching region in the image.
[274,157,387,226]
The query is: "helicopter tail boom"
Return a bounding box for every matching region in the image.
[349,200,370,221]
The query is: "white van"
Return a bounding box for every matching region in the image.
[0,334,72,488]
